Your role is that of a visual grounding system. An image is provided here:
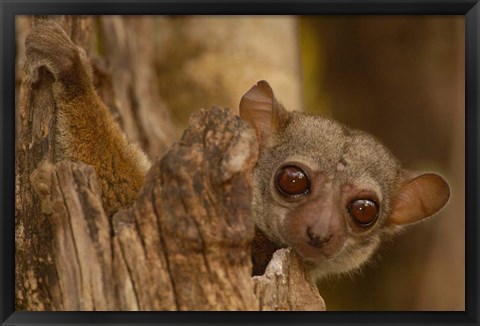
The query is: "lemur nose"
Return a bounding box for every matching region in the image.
[307,227,332,248]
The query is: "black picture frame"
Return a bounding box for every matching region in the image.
[1,1,478,325]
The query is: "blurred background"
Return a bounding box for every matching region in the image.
[16,15,465,311]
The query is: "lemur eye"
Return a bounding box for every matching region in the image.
[348,199,378,226]
[276,166,310,196]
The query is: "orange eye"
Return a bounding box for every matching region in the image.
[275,166,310,196]
[348,199,378,226]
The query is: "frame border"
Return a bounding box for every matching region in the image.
[1,1,478,325]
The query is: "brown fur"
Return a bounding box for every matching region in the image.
[25,20,150,217]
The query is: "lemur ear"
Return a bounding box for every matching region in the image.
[239,80,291,144]
[389,172,450,225]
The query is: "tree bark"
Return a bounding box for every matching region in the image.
[28,106,259,310]
[254,248,326,311]
[16,15,326,311]
[26,108,324,311]
[15,15,98,310]
[97,16,177,157]
[153,16,304,132]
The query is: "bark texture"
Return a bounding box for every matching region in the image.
[254,248,326,311]
[98,16,177,157]
[154,16,304,132]
[28,107,260,310]
[15,16,97,310]
[26,108,325,311]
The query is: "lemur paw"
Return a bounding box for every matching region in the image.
[24,20,88,85]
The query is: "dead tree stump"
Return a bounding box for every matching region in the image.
[29,107,260,310]
[254,248,326,311]
[27,108,325,311]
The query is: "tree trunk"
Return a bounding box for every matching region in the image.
[15,15,98,310]
[15,15,325,311]
[96,16,177,158]
[153,16,304,133]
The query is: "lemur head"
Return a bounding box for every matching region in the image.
[240,80,450,278]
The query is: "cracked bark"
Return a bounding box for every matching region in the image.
[254,248,326,311]
[16,15,326,311]
[25,108,325,311]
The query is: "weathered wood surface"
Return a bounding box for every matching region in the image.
[99,16,176,157]
[15,16,98,310]
[30,160,115,310]
[29,107,260,310]
[254,248,326,311]
[28,107,325,311]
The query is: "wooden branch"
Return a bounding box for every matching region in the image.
[254,248,326,311]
